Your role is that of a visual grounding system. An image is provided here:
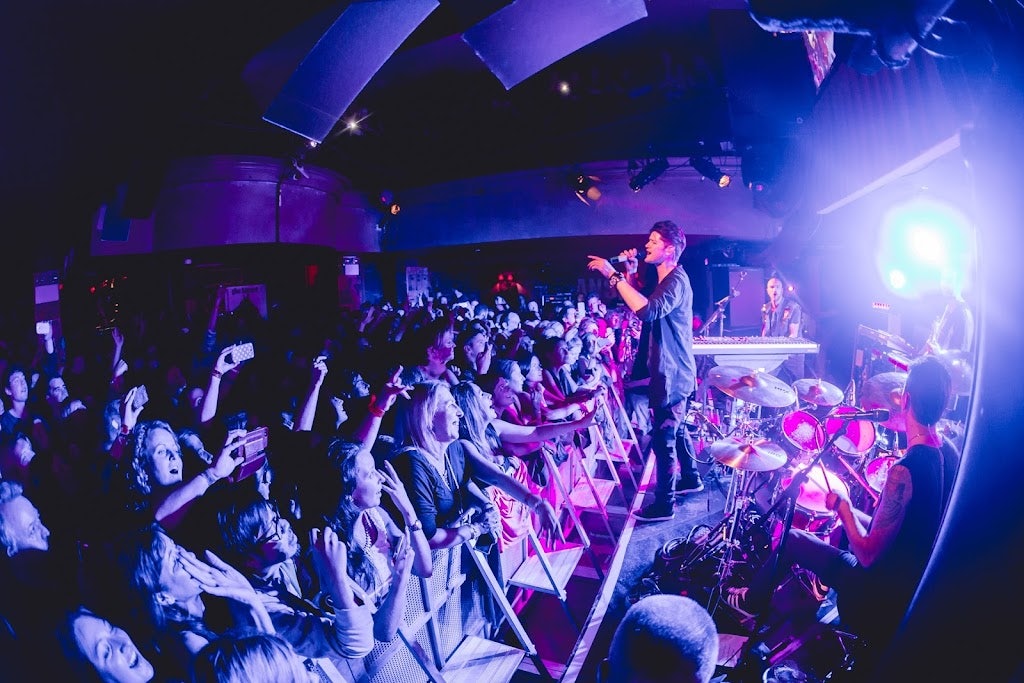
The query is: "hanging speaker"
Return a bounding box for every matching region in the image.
[462,0,647,90]
[260,0,440,144]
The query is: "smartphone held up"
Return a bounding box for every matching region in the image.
[228,426,269,483]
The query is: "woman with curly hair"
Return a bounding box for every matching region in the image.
[116,385,247,528]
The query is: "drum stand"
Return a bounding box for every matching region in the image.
[744,415,865,622]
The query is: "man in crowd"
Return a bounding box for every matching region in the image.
[605,594,720,683]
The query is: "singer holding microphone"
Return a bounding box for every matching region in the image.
[726,355,959,672]
[587,220,703,522]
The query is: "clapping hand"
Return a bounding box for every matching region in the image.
[179,548,259,603]
[180,548,274,633]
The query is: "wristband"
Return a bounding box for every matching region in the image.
[120,424,132,436]
[211,369,222,379]
[201,469,220,486]
[608,272,624,287]
[408,518,423,533]
[367,394,386,418]
[466,523,480,540]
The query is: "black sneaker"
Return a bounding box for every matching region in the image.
[632,501,675,522]
[673,476,705,496]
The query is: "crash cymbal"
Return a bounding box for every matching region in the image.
[707,437,788,472]
[792,378,844,407]
[860,371,908,432]
[707,366,797,408]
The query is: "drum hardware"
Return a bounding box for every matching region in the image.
[707,437,788,473]
[832,453,880,505]
[736,411,866,619]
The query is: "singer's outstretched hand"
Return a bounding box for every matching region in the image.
[587,255,615,278]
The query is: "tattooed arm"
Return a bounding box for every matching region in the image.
[829,464,912,567]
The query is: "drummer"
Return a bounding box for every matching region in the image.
[725,355,960,672]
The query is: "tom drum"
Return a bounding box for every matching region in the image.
[824,406,877,458]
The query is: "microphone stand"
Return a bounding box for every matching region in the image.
[743,414,862,625]
[699,296,731,337]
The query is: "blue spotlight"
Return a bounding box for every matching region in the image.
[875,197,973,299]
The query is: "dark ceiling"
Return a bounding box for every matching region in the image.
[1,1,817,259]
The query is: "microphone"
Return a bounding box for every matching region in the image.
[609,249,644,264]
[714,289,741,307]
[842,409,890,422]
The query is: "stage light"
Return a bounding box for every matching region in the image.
[572,173,602,205]
[875,196,973,299]
[378,189,401,216]
[690,156,731,188]
[628,158,669,192]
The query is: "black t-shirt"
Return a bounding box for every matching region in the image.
[391,441,470,539]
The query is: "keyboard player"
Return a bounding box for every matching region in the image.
[760,274,806,384]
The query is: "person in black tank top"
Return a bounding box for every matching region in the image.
[728,356,957,674]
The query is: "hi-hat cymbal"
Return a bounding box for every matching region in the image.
[707,366,797,408]
[707,437,788,472]
[792,378,844,407]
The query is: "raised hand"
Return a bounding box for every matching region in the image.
[120,386,146,432]
[209,432,246,480]
[378,460,415,521]
[311,355,329,385]
[214,344,242,376]
[376,366,411,412]
[310,527,354,608]
[586,255,615,279]
[111,326,125,348]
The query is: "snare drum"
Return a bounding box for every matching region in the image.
[824,406,877,457]
[778,465,850,537]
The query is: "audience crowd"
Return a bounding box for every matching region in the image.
[0,284,652,682]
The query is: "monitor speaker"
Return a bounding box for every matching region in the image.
[259,0,439,143]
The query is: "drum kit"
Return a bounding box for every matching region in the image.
[683,366,909,606]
